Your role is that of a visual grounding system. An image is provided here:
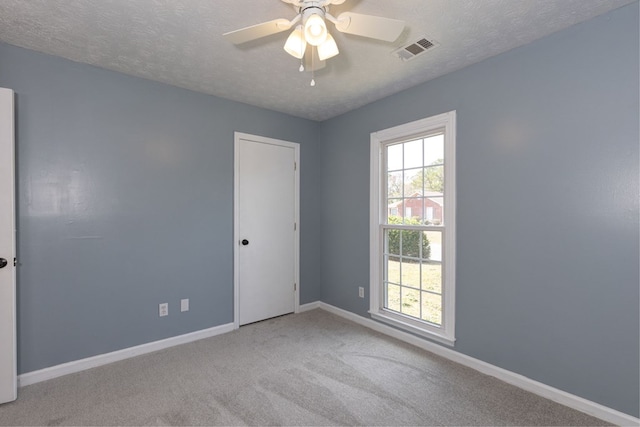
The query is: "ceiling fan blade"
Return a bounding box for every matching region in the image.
[332,12,405,42]
[281,0,345,5]
[223,19,292,45]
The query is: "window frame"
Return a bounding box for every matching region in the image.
[369,111,457,346]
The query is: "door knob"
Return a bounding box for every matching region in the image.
[241,239,249,246]
[0,258,7,269]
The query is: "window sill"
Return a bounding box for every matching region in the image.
[369,310,456,347]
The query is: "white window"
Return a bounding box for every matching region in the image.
[369,111,456,345]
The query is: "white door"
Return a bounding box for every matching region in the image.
[0,88,17,404]
[234,133,298,326]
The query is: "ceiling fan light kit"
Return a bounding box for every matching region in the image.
[223,0,406,83]
[284,25,307,59]
[317,33,339,61]
[303,5,328,46]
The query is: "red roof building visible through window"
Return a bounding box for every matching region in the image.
[388,191,443,224]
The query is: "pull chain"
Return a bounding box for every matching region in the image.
[299,29,305,72]
[310,46,316,87]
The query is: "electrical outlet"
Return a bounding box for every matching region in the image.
[159,303,168,317]
[358,287,365,298]
[181,298,189,312]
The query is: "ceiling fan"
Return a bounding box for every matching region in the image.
[223,0,406,81]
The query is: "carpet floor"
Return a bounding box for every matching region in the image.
[0,309,608,426]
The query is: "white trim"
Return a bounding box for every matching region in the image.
[298,301,322,312]
[369,311,454,346]
[18,323,235,387]
[234,137,240,329]
[369,134,382,321]
[16,300,639,426]
[370,111,457,344]
[233,132,300,328]
[310,301,638,427]
[0,87,16,403]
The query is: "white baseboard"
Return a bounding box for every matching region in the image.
[18,322,235,387]
[16,303,639,426]
[313,301,639,427]
[298,301,321,312]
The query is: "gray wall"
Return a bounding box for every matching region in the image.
[319,2,639,417]
[0,43,322,374]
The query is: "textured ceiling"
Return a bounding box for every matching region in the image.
[0,0,634,121]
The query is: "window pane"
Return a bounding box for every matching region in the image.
[423,230,442,262]
[400,259,419,288]
[424,165,443,193]
[387,172,402,198]
[421,262,441,293]
[424,134,444,166]
[405,206,413,219]
[403,198,423,222]
[418,198,427,223]
[404,139,422,169]
[387,199,402,223]
[401,229,423,258]
[387,144,403,171]
[403,168,421,198]
[386,257,400,284]
[386,284,400,312]
[426,196,444,225]
[401,287,420,318]
[385,229,401,257]
[421,292,442,325]
[404,197,424,225]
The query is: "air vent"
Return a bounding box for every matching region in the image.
[393,37,438,62]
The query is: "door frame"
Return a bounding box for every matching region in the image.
[0,87,16,403]
[233,132,300,329]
